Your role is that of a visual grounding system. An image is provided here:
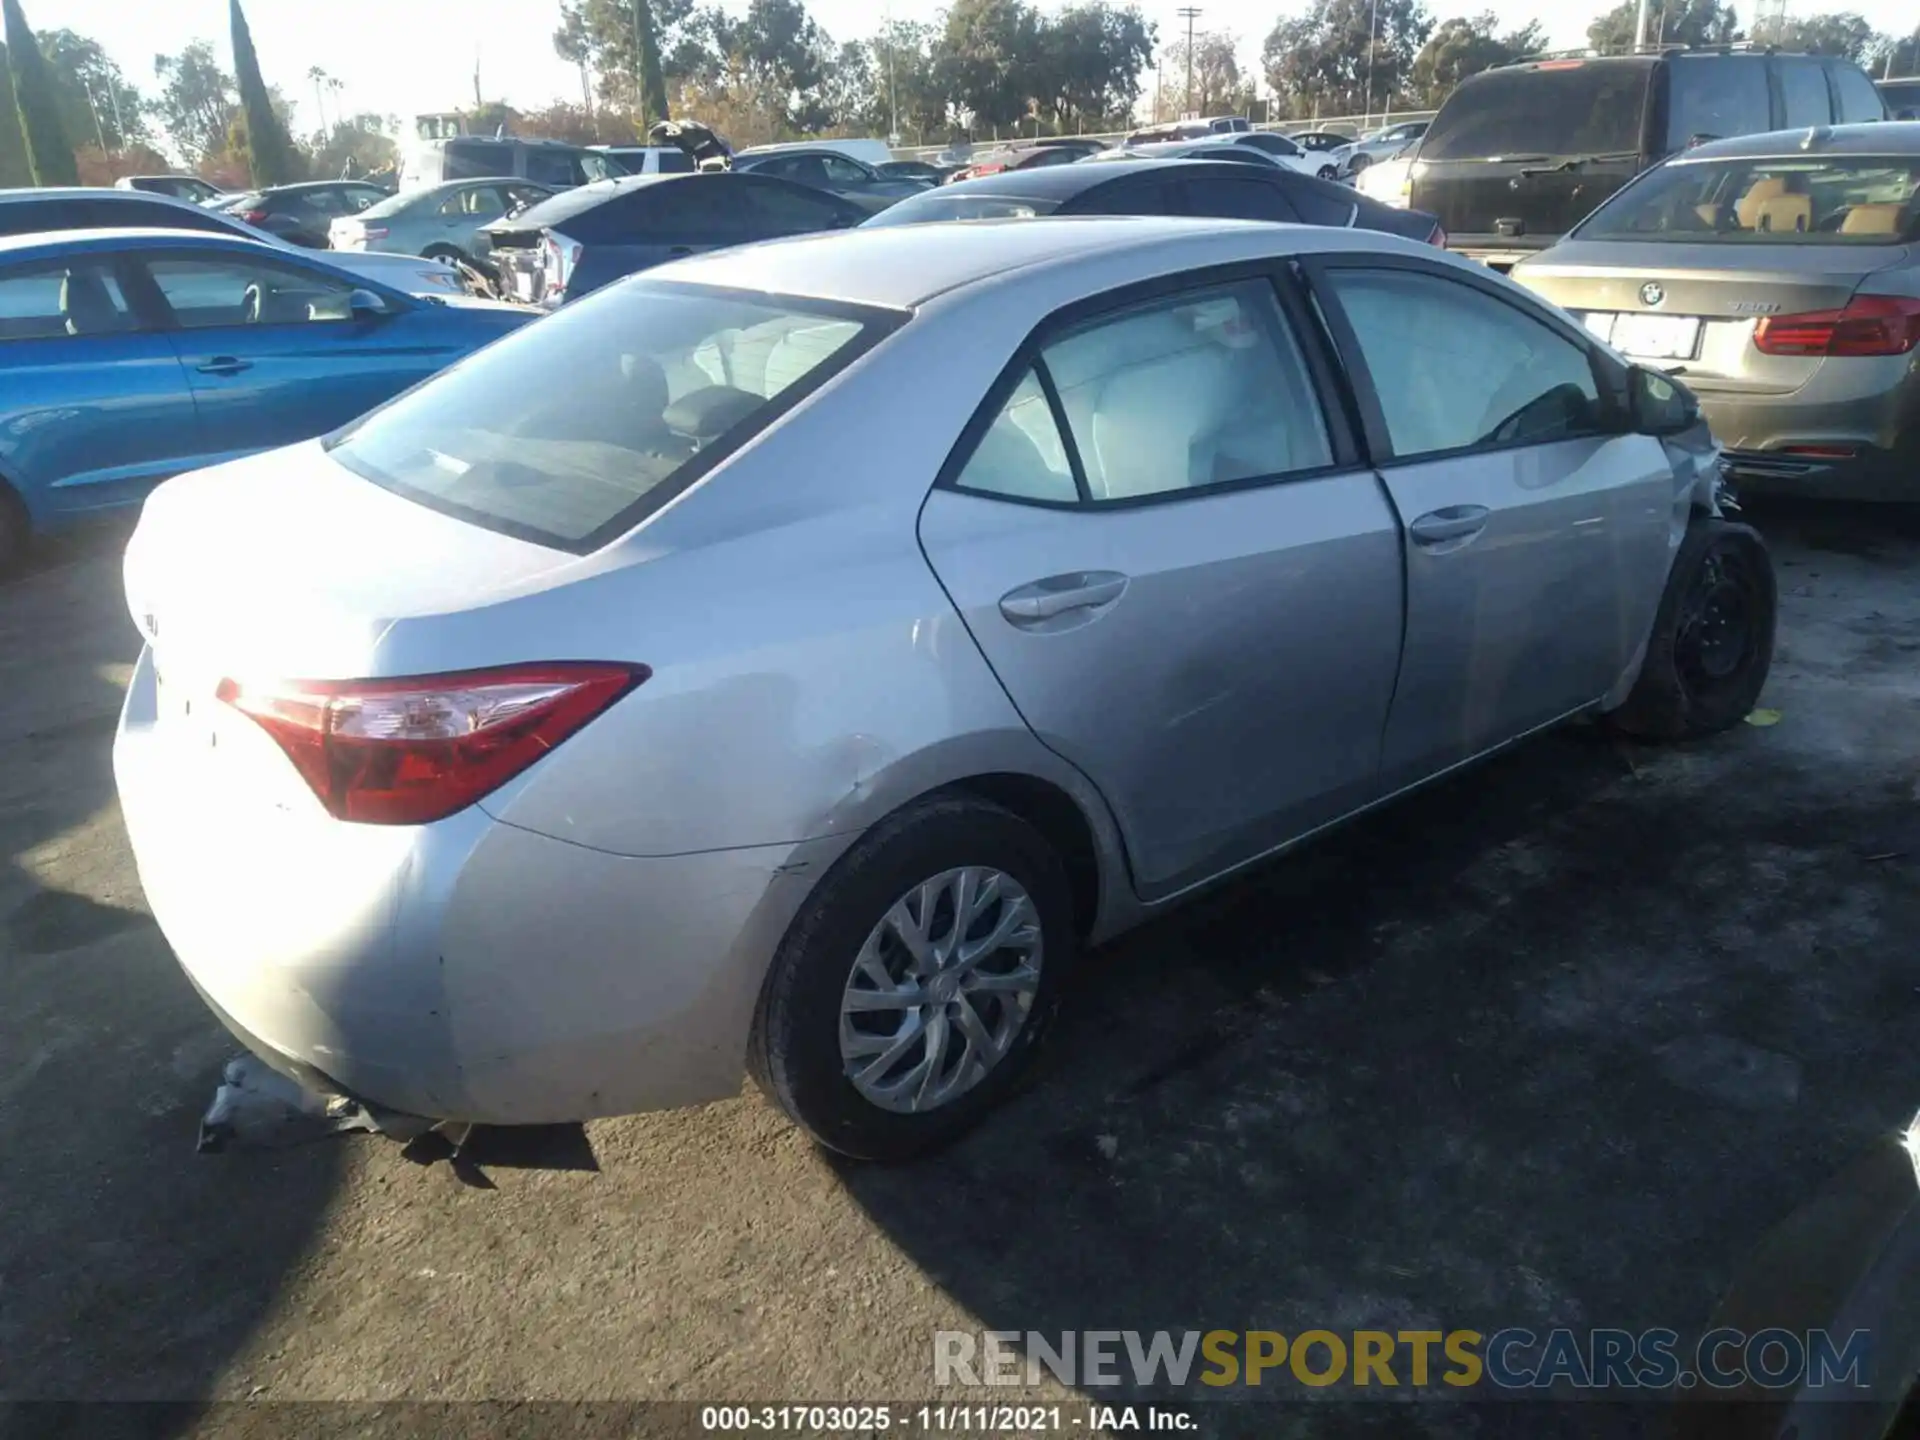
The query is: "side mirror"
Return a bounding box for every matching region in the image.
[1628,363,1700,437]
[347,288,393,321]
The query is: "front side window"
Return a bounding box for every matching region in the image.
[956,280,1332,504]
[859,191,1062,226]
[524,148,579,185]
[0,259,135,340]
[1325,268,1603,458]
[441,185,504,218]
[656,149,694,174]
[144,256,360,328]
[1576,156,1920,242]
[1666,57,1771,148]
[821,155,870,184]
[579,151,620,182]
[1178,175,1298,220]
[326,281,895,550]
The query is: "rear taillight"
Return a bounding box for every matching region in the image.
[1752,295,1920,357]
[362,225,389,240]
[240,208,270,224]
[217,662,646,825]
[542,234,582,300]
[1428,222,1447,248]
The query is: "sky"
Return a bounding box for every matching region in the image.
[27,0,1920,138]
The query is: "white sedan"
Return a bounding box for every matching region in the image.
[116,216,1771,1161]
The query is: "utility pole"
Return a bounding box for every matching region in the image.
[473,46,483,108]
[106,77,125,147]
[81,77,106,149]
[1364,0,1379,127]
[884,1,899,144]
[1634,0,1649,51]
[1177,7,1201,119]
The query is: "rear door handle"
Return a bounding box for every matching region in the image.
[998,572,1128,625]
[1408,505,1490,547]
[196,357,252,376]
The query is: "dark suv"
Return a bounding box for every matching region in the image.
[1412,47,1889,269]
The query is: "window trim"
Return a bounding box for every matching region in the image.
[126,245,415,332]
[936,259,1363,513]
[1297,252,1629,469]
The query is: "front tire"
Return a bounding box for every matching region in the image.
[423,244,465,265]
[749,795,1076,1161]
[1606,518,1776,741]
[1317,164,1339,181]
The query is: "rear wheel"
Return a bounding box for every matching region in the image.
[749,795,1076,1161]
[0,483,27,579]
[422,244,465,266]
[1606,518,1776,741]
[1348,152,1373,175]
[1316,164,1339,181]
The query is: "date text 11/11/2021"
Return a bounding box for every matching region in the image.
[699,1404,1199,1431]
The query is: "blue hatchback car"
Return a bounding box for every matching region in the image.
[0,228,535,570]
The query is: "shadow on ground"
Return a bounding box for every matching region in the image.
[837,500,1920,1434]
[0,521,342,1404]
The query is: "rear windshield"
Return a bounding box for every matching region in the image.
[861,192,1064,225]
[1576,155,1920,243]
[1421,63,1651,161]
[325,281,900,551]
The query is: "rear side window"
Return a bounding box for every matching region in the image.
[1666,57,1771,148]
[956,281,1332,505]
[445,140,515,180]
[1830,63,1886,123]
[657,149,694,174]
[525,148,580,186]
[0,259,135,340]
[1325,268,1603,457]
[1240,132,1302,158]
[735,180,860,234]
[1178,175,1299,221]
[1287,183,1358,227]
[1777,57,1832,129]
[326,281,897,550]
[1421,63,1652,161]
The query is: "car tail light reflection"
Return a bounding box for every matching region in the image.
[361,226,389,240]
[542,233,583,301]
[1752,295,1920,357]
[217,662,646,825]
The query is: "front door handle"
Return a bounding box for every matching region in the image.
[1408,505,1490,547]
[998,571,1129,625]
[196,357,252,376]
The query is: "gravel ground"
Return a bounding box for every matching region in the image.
[3,501,1918,1437]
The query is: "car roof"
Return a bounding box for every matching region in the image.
[656,214,1407,310]
[918,156,1229,197]
[496,172,692,227]
[1674,121,1920,161]
[0,185,208,206]
[253,179,386,196]
[0,226,277,260]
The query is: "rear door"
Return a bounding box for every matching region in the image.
[135,249,455,461]
[916,267,1406,898]
[1305,256,1675,789]
[0,254,200,518]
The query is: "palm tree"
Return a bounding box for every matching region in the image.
[307,64,328,136]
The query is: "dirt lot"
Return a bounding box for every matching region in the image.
[3,502,1919,1433]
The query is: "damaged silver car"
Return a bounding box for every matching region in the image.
[114,218,1774,1161]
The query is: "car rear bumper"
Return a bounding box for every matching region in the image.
[1698,373,1919,502]
[114,644,843,1124]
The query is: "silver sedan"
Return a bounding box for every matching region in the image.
[329,178,557,270]
[114,217,1776,1160]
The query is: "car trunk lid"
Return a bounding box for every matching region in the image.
[1412,156,1641,257]
[1514,239,1917,394]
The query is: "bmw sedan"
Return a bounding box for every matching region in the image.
[116,217,1773,1161]
[1512,124,1920,500]
[0,228,531,570]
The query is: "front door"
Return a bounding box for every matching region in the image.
[136,251,457,462]
[1306,258,1676,790]
[917,273,1406,898]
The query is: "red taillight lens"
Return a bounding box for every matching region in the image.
[1428,223,1447,248]
[217,662,645,825]
[362,225,389,240]
[1752,295,1920,357]
[241,209,270,224]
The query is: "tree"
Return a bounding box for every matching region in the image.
[41,30,146,151]
[1263,0,1433,118]
[1034,3,1155,129]
[554,0,716,114]
[151,42,235,163]
[934,0,1041,131]
[3,0,76,184]
[1767,12,1876,62]
[0,44,30,185]
[229,0,294,184]
[868,19,950,139]
[306,112,398,178]
[1408,13,1543,106]
[1163,30,1247,119]
[1586,0,1738,53]
[1873,32,1920,77]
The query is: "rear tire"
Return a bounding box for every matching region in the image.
[0,484,27,579]
[1606,518,1776,742]
[749,795,1076,1162]
[1348,153,1373,175]
[1317,164,1339,181]
[422,244,465,265]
